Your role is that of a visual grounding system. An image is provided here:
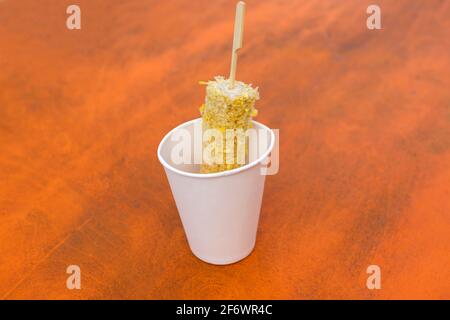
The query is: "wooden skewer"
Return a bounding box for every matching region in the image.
[229,1,246,88]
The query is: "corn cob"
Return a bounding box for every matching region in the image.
[199,76,259,173]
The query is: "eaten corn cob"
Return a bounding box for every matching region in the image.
[199,76,259,173]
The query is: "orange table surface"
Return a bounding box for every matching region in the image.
[0,0,449,299]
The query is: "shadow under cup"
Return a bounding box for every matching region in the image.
[157,118,275,265]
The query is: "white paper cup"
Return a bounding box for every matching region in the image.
[157,118,275,265]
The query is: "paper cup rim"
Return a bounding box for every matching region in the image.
[157,118,275,179]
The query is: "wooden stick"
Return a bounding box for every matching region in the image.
[229,1,246,88]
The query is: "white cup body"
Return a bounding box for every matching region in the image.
[157,118,274,265]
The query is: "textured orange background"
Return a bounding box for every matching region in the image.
[0,0,449,299]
